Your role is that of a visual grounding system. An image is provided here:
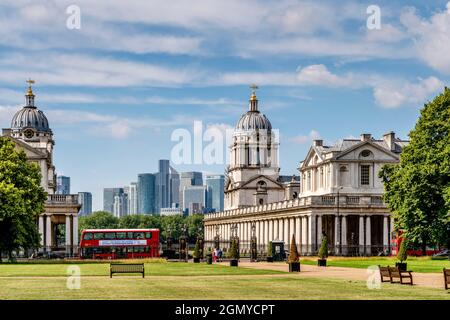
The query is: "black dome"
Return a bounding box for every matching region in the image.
[11,106,51,133]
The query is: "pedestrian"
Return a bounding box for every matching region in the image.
[213,248,218,262]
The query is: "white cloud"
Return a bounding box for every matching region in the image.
[400,3,450,74]
[291,130,321,145]
[296,64,355,87]
[373,76,443,108]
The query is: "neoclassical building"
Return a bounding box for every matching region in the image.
[1,81,80,256]
[204,89,409,256]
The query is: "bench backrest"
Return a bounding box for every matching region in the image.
[378,266,390,274]
[388,267,401,277]
[444,268,450,283]
[111,264,144,272]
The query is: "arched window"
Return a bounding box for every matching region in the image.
[359,150,374,159]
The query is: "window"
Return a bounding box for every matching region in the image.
[116,232,126,239]
[105,232,116,240]
[145,232,152,239]
[83,232,93,240]
[259,198,264,205]
[94,233,104,240]
[134,232,145,239]
[127,232,134,239]
[361,165,370,185]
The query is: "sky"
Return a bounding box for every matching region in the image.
[0,0,449,211]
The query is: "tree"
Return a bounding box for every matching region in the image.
[379,88,450,255]
[185,214,204,241]
[267,241,273,257]
[193,239,201,259]
[78,211,119,236]
[228,238,239,260]
[0,137,47,261]
[318,235,329,260]
[288,234,300,263]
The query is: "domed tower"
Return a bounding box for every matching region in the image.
[224,85,284,210]
[5,80,56,194]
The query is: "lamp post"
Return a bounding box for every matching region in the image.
[336,186,343,255]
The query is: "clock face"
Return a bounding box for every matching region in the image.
[24,129,34,139]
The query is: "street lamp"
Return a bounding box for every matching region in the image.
[336,186,343,255]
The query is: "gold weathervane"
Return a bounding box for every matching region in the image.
[26,78,35,95]
[250,84,258,101]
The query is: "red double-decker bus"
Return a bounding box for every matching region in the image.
[80,228,160,259]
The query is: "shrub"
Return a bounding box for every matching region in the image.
[267,241,273,257]
[397,236,408,263]
[318,235,329,259]
[228,239,239,260]
[288,234,300,263]
[193,240,200,259]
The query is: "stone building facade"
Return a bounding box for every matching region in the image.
[204,90,409,256]
[1,82,80,256]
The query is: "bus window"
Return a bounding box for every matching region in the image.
[94,233,104,240]
[116,232,126,239]
[145,247,150,253]
[145,232,152,239]
[105,232,116,240]
[134,232,144,239]
[127,232,134,239]
[83,232,93,240]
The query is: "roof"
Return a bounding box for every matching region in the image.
[81,229,159,232]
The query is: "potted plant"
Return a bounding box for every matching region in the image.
[266,241,274,262]
[205,247,213,264]
[396,236,408,271]
[228,239,239,267]
[288,234,300,272]
[193,240,201,263]
[317,235,328,267]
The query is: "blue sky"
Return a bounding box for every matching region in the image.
[0,0,449,210]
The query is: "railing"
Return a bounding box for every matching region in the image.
[47,194,79,205]
[206,194,386,220]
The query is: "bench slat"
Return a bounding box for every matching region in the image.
[110,263,145,278]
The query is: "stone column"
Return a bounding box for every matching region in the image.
[308,215,316,254]
[383,215,389,250]
[284,218,289,245]
[274,219,279,240]
[279,219,284,241]
[317,215,322,246]
[301,216,307,252]
[72,215,78,254]
[295,217,301,253]
[365,216,371,254]
[45,214,52,250]
[269,220,273,242]
[38,215,44,248]
[341,215,347,255]
[334,215,340,255]
[264,220,268,245]
[65,214,72,256]
[289,218,295,244]
[359,216,365,255]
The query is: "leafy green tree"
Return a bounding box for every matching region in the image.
[78,211,119,236]
[0,137,46,261]
[379,88,450,254]
[185,214,204,241]
[397,236,408,263]
[193,239,201,259]
[228,238,239,260]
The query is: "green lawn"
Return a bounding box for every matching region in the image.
[0,260,449,300]
[300,256,450,273]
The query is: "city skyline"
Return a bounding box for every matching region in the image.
[1,1,449,211]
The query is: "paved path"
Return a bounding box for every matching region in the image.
[221,261,446,289]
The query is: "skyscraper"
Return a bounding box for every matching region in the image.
[206,175,224,212]
[169,166,180,208]
[127,182,138,215]
[113,193,128,218]
[182,185,207,215]
[138,173,156,214]
[156,159,170,212]
[103,187,124,213]
[56,175,70,194]
[179,172,203,210]
[78,192,92,216]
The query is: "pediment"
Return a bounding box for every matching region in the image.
[300,147,322,169]
[335,141,399,161]
[240,174,284,189]
[10,138,47,158]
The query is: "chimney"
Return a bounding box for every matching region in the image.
[313,139,323,147]
[383,131,396,152]
[360,133,372,142]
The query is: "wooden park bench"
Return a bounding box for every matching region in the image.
[378,266,391,283]
[110,263,145,278]
[444,268,450,290]
[388,266,413,285]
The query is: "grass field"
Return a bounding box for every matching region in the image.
[300,256,450,273]
[0,259,449,300]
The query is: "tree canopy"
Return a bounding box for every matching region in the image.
[0,137,47,261]
[79,211,204,242]
[379,88,450,253]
